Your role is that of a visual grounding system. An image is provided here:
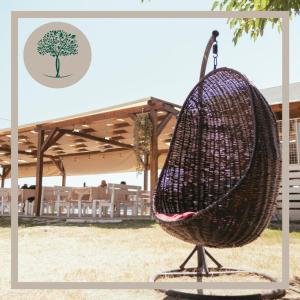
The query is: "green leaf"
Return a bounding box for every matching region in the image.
[212,1,219,11]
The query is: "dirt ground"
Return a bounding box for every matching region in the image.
[0,217,299,299]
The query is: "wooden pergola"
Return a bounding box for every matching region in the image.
[0,97,181,216]
[271,100,300,119]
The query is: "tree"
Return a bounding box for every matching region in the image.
[37,29,78,78]
[212,1,300,44]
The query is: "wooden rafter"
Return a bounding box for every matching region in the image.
[40,102,165,131]
[60,129,133,150]
[1,165,11,187]
[148,98,181,109]
[50,157,64,174]
[0,144,53,159]
[50,157,66,186]
[157,112,173,136]
[1,165,11,178]
[163,103,180,116]
[41,127,58,153]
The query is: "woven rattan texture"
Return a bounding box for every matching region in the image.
[154,68,281,248]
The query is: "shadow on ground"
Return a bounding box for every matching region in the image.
[160,279,300,299]
[0,216,155,229]
[269,221,300,233]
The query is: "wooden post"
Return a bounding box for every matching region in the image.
[150,110,158,197]
[1,167,5,188]
[1,166,11,188]
[62,173,66,186]
[34,128,45,216]
[143,154,149,191]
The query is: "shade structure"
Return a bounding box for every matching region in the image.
[14,150,168,178]
[154,67,281,248]
[0,97,179,179]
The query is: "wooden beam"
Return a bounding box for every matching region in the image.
[150,109,158,199]
[41,128,58,153]
[158,149,169,155]
[128,113,136,124]
[0,144,53,159]
[148,97,182,109]
[50,157,63,174]
[50,157,66,187]
[163,103,180,116]
[34,128,45,216]
[41,127,65,153]
[157,112,173,136]
[45,131,65,152]
[62,172,66,187]
[2,165,11,179]
[1,165,11,188]
[40,103,164,130]
[0,125,37,138]
[16,148,130,169]
[60,129,133,149]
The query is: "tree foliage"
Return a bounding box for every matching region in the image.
[37,29,78,57]
[212,0,300,44]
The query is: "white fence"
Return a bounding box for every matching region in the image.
[277,165,300,221]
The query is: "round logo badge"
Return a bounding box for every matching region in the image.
[24,22,91,88]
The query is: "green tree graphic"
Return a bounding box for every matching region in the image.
[37,29,78,78]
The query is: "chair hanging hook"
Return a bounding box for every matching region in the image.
[213,41,218,70]
[199,30,219,80]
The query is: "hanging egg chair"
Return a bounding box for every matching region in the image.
[151,31,285,299]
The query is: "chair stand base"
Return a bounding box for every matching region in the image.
[151,246,285,300]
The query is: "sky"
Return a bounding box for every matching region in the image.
[0,0,299,187]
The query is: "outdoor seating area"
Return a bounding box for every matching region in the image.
[0,184,151,219]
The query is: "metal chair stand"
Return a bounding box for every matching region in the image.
[151,246,286,300]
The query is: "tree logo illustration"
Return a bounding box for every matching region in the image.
[24,22,91,88]
[37,29,79,78]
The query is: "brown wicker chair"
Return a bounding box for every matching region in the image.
[152,31,284,299]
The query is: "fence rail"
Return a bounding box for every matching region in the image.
[277,165,300,221]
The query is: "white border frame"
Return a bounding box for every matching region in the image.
[11,11,289,290]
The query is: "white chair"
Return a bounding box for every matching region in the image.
[0,188,10,215]
[72,187,93,217]
[54,186,72,217]
[40,187,56,215]
[92,186,111,218]
[93,184,141,218]
[117,184,141,217]
[91,183,117,218]
[139,190,151,216]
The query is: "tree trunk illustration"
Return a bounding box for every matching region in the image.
[55,55,60,78]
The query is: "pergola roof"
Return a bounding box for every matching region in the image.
[0,97,180,178]
[260,82,300,104]
[260,82,300,119]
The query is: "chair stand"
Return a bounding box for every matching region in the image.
[151,245,285,300]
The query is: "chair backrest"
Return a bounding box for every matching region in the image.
[107,183,141,203]
[140,190,151,203]
[108,183,141,193]
[0,188,10,201]
[42,187,56,203]
[71,187,92,201]
[53,186,73,201]
[97,186,110,200]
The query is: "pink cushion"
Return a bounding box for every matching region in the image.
[156,211,196,221]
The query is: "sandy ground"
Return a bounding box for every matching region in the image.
[0,218,299,299]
